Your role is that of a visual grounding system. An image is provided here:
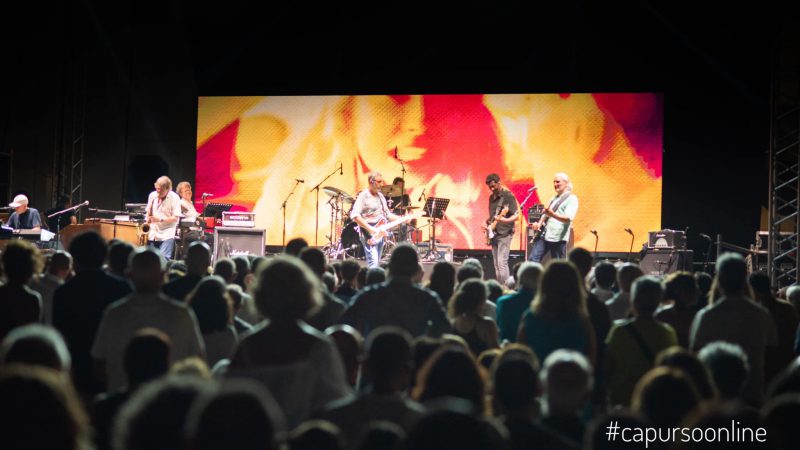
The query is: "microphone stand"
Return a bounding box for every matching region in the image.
[517,188,537,257]
[47,202,88,249]
[310,164,341,246]
[626,230,635,262]
[281,179,303,249]
[592,233,599,259]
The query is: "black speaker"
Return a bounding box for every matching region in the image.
[639,248,693,276]
[213,227,265,262]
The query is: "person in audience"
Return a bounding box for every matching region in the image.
[299,248,348,331]
[631,366,701,428]
[694,271,713,310]
[162,241,211,301]
[456,262,484,285]
[107,241,135,280]
[187,276,238,367]
[285,237,309,256]
[342,244,450,338]
[212,258,237,284]
[492,348,577,450]
[91,247,205,392]
[676,402,765,450]
[404,399,508,450]
[410,336,443,389]
[0,240,44,341]
[518,261,596,366]
[288,420,344,450]
[170,356,213,379]
[355,421,406,450]
[606,263,643,321]
[485,279,505,303]
[92,328,171,450]
[325,324,364,387]
[232,255,252,290]
[426,262,456,309]
[655,346,717,401]
[366,267,387,286]
[30,250,72,324]
[1,324,71,375]
[690,253,777,404]
[320,326,426,447]
[185,379,287,450]
[539,349,593,447]
[52,231,133,396]
[112,375,210,450]
[335,259,361,305]
[762,393,800,450]
[228,256,351,428]
[655,271,699,348]
[567,247,612,409]
[0,364,90,450]
[697,341,750,402]
[591,261,616,303]
[767,358,800,399]
[413,346,486,414]
[748,271,799,384]
[495,262,542,343]
[605,276,677,406]
[226,284,257,333]
[355,266,369,290]
[448,279,499,356]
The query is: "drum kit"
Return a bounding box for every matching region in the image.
[321,185,420,260]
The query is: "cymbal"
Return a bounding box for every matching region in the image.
[380,185,403,197]
[322,186,354,203]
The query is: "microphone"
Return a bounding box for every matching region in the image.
[590,229,598,236]
[81,200,90,207]
[699,233,712,241]
[295,179,305,183]
[202,193,214,198]
[339,162,343,175]
[527,185,538,192]
[624,228,633,235]
[418,188,426,202]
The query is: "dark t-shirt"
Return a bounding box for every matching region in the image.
[488,189,518,237]
[7,208,42,230]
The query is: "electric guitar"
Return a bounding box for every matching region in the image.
[529,204,546,242]
[361,212,422,246]
[485,205,509,245]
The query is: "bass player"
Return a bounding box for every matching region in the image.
[482,173,519,282]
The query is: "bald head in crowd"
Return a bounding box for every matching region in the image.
[185,241,211,277]
[129,248,167,293]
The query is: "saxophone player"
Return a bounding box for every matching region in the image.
[145,176,181,259]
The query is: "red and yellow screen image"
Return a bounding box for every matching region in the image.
[196,93,662,252]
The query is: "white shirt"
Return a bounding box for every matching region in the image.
[180,198,199,221]
[146,190,182,241]
[91,292,205,392]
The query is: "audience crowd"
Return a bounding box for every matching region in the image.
[1,233,800,449]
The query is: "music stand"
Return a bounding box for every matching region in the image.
[421,197,450,261]
[202,203,233,219]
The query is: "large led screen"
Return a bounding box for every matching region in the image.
[196,94,662,252]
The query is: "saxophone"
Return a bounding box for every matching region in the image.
[138,199,152,246]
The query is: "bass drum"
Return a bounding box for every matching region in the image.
[340,220,364,258]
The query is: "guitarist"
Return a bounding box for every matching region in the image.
[529,172,579,263]
[482,173,519,282]
[351,171,403,268]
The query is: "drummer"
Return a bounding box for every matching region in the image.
[382,177,415,242]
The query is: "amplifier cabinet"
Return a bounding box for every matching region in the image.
[213,227,265,263]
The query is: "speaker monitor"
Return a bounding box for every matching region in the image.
[639,249,693,276]
[213,227,265,263]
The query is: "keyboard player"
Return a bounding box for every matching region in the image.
[7,194,42,231]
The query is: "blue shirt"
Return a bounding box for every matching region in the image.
[495,288,535,342]
[522,309,589,362]
[8,208,42,230]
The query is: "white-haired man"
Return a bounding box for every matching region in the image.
[529,172,578,262]
[145,176,181,259]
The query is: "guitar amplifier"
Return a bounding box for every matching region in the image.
[213,227,265,262]
[528,204,544,224]
[647,229,686,249]
[221,211,255,228]
[640,248,693,276]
